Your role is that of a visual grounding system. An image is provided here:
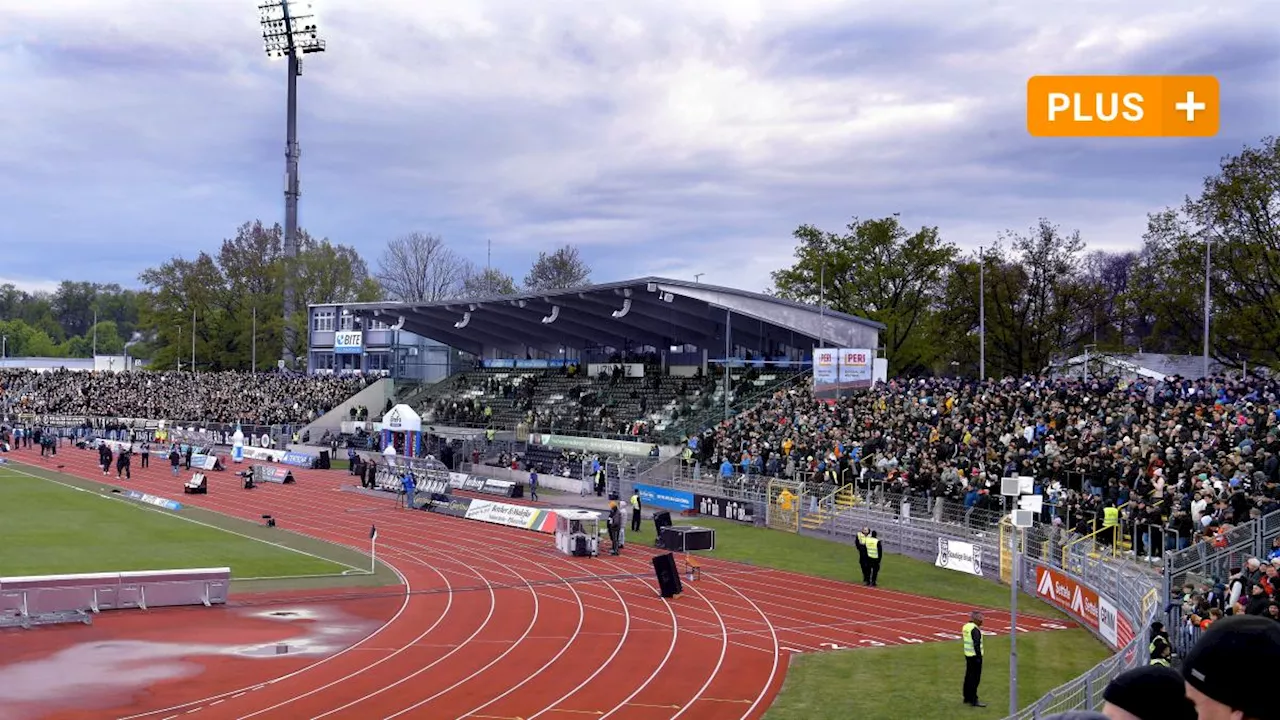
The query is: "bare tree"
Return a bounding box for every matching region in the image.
[375,232,468,302]
[523,244,592,291]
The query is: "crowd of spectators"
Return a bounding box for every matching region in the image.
[0,368,373,425]
[695,372,1280,558]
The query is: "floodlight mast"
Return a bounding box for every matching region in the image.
[259,1,325,370]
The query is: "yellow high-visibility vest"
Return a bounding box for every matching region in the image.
[1103,506,1119,527]
[630,494,640,509]
[865,537,880,559]
[962,622,979,657]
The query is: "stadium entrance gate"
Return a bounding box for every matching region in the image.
[765,478,805,533]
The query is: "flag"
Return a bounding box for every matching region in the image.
[370,525,378,541]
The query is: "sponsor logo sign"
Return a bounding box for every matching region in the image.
[280,451,315,468]
[253,466,294,484]
[241,446,287,462]
[1032,564,1132,648]
[694,494,754,524]
[190,454,219,471]
[935,538,984,576]
[460,499,557,534]
[425,494,473,518]
[635,483,695,512]
[1097,595,1119,647]
[334,331,363,354]
[122,489,183,511]
[386,409,403,430]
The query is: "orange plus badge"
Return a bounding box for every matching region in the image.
[1026,75,1219,138]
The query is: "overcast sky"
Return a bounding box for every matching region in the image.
[1,1,1276,296]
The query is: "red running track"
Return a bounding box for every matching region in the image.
[0,444,1071,719]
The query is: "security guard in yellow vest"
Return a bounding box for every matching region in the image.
[1149,621,1172,666]
[629,491,643,532]
[961,611,986,707]
[864,531,882,586]
[1102,505,1120,546]
[855,528,872,585]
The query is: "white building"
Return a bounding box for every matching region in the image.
[306,303,459,382]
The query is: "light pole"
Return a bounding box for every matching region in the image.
[694,273,703,284]
[259,1,326,370]
[1083,343,1097,381]
[978,246,986,381]
[1202,234,1211,379]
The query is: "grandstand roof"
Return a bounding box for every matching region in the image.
[345,277,885,357]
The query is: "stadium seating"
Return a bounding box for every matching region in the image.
[421,367,705,440]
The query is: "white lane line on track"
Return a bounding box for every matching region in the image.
[666,582,729,720]
[398,560,583,718]
[595,575,681,720]
[522,581,632,720]
[707,574,781,720]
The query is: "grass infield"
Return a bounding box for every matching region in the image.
[0,463,398,592]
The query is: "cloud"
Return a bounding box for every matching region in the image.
[0,0,1276,296]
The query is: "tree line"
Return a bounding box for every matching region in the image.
[2,136,1274,375]
[0,225,593,371]
[769,136,1280,376]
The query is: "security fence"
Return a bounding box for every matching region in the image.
[629,465,1163,719]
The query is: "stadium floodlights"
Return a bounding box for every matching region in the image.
[259,1,326,58]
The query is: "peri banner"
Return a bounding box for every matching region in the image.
[934,538,983,576]
[813,348,840,401]
[837,348,874,389]
[694,494,755,524]
[634,484,695,512]
[1032,564,1132,648]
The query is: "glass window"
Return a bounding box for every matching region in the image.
[312,309,335,332]
[339,310,355,331]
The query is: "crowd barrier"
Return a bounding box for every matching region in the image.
[0,568,230,624]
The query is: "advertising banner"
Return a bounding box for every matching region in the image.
[463,499,558,534]
[1032,564,1132,648]
[334,331,363,355]
[635,484,695,512]
[813,348,840,401]
[242,446,287,462]
[121,489,182,511]
[189,454,220,471]
[837,348,873,389]
[425,494,473,518]
[934,538,983,576]
[253,465,295,484]
[481,358,569,369]
[694,494,755,524]
[280,451,316,469]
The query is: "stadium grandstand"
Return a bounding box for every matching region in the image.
[328,277,886,442]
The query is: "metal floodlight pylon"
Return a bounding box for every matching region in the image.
[256,0,326,369]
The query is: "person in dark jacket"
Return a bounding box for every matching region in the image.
[98,442,113,476]
[169,446,182,476]
[116,445,131,480]
[607,502,622,556]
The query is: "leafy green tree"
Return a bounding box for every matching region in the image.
[770,216,957,374]
[461,266,519,298]
[523,244,591,291]
[0,318,60,357]
[1133,137,1280,368]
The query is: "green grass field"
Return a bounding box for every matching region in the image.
[0,463,398,591]
[618,516,1103,718]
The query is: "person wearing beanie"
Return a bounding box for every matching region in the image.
[1148,622,1172,667]
[1100,666,1195,720]
[1182,614,1280,719]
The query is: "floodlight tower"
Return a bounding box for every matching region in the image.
[259,1,325,369]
